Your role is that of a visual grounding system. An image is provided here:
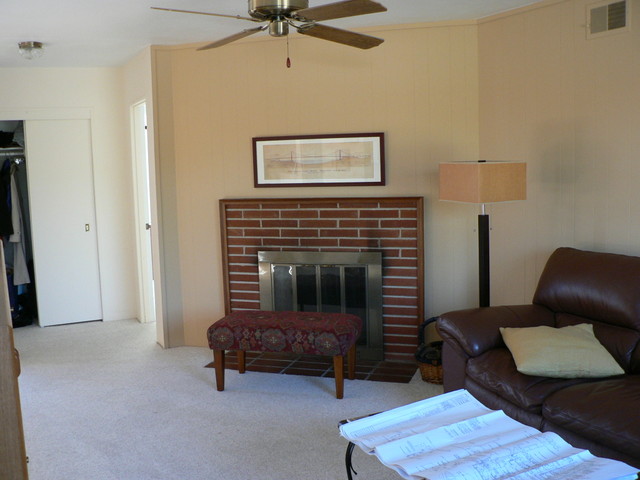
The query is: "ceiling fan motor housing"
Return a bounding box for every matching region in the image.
[249,0,309,19]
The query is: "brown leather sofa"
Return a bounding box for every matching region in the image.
[437,247,640,468]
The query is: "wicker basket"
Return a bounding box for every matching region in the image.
[415,317,443,385]
[418,361,443,384]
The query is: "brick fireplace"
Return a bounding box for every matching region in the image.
[219,197,424,363]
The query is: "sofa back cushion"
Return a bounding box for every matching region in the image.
[533,248,640,373]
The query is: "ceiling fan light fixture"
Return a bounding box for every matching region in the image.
[269,18,290,37]
[18,41,44,60]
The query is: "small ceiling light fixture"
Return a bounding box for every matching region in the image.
[18,41,44,60]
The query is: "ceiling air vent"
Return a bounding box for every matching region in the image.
[587,0,629,38]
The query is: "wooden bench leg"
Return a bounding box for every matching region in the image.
[213,349,225,391]
[333,355,345,399]
[347,343,356,380]
[237,350,246,374]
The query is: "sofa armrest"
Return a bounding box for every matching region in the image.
[436,304,555,359]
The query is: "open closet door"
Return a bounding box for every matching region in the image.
[25,119,102,326]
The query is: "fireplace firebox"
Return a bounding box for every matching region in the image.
[258,251,383,360]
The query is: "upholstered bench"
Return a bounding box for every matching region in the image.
[207,310,362,399]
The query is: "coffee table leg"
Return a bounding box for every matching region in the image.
[345,442,357,479]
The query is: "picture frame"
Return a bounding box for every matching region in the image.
[252,132,385,187]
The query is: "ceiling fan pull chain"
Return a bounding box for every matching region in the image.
[286,35,292,68]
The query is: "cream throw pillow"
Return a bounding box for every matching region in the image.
[499,323,624,378]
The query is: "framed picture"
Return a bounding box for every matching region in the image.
[252,132,385,187]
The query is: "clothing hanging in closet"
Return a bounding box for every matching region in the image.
[1,157,31,286]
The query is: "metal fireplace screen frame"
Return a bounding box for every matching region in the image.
[258,251,383,360]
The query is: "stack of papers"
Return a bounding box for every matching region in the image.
[340,389,638,480]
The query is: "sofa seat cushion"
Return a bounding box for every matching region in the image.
[543,376,640,461]
[467,348,592,414]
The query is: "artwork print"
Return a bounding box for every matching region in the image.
[253,133,385,187]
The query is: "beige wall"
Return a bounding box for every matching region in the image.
[153,0,640,348]
[478,0,640,305]
[152,22,481,346]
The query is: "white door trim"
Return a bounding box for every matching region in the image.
[131,101,156,325]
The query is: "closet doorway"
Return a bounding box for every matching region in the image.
[0,120,34,328]
[1,112,103,328]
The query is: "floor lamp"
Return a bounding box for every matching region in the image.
[439,161,526,307]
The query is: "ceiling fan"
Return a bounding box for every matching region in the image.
[152,0,387,50]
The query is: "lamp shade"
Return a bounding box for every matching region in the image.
[439,161,526,204]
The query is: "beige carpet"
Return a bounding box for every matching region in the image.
[13,319,443,480]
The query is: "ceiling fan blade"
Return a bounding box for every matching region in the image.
[151,7,258,22]
[196,26,268,51]
[294,0,386,22]
[297,24,384,49]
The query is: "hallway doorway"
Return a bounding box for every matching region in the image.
[131,101,156,327]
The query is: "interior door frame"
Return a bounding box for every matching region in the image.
[131,101,156,325]
[129,100,166,347]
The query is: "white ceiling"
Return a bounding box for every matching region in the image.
[0,0,539,68]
